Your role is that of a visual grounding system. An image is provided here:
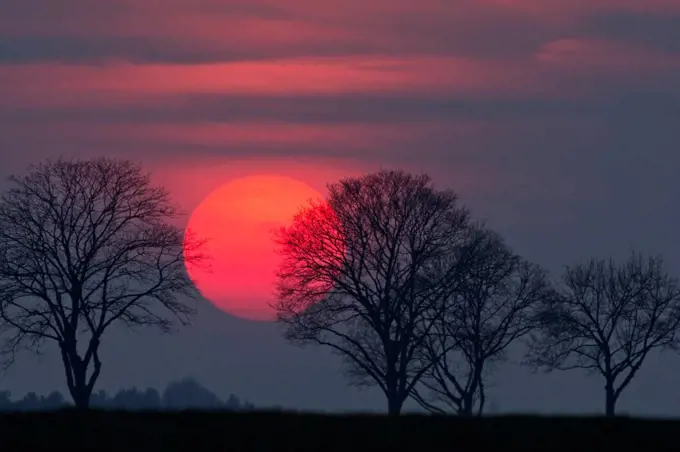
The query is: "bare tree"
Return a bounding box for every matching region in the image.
[273,170,473,415]
[526,253,680,416]
[413,228,551,415]
[0,157,205,408]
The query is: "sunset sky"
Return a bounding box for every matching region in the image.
[1,0,680,414]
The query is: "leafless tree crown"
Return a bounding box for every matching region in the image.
[414,227,551,415]
[0,157,205,406]
[526,252,680,415]
[274,170,472,414]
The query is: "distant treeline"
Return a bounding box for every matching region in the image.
[0,377,254,412]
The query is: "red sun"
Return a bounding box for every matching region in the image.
[184,175,323,321]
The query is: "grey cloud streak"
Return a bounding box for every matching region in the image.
[0,34,375,65]
[1,2,679,65]
[3,91,679,125]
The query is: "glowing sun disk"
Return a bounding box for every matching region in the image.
[184,174,323,321]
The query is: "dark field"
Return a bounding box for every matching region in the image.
[0,410,677,451]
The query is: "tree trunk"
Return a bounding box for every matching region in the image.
[59,338,102,410]
[460,393,475,416]
[70,384,92,410]
[461,366,482,416]
[384,362,403,415]
[68,360,94,409]
[604,380,616,417]
[387,395,404,416]
[477,380,486,416]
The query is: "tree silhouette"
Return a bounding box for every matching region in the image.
[0,157,205,408]
[526,253,680,416]
[413,227,551,415]
[108,387,161,410]
[0,390,11,410]
[273,170,473,415]
[162,377,222,410]
[41,390,66,409]
[0,377,254,411]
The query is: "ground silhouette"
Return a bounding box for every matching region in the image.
[0,410,678,451]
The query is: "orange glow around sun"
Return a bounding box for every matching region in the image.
[184,175,324,322]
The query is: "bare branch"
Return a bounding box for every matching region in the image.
[525,252,680,416]
[273,170,472,415]
[0,157,206,407]
[414,227,552,415]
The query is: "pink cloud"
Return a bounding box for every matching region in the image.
[2,39,676,116]
[0,56,546,109]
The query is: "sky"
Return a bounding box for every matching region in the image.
[1,0,680,414]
